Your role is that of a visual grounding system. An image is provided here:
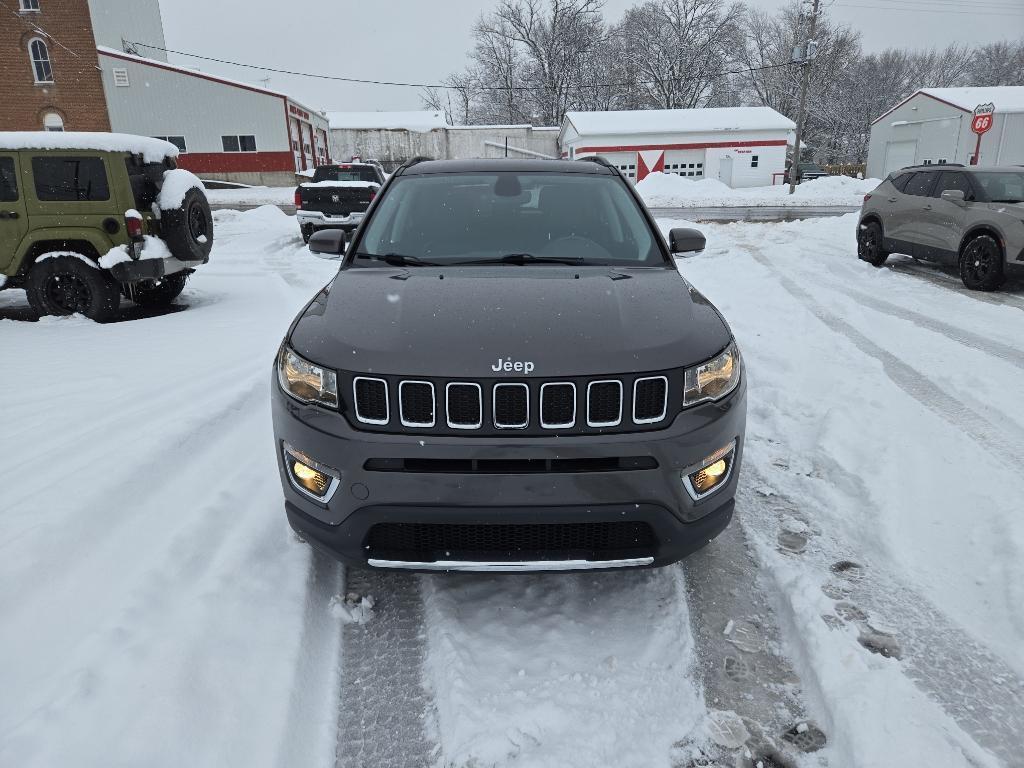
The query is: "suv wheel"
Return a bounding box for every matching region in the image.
[26,255,121,322]
[959,234,1004,292]
[857,220,889,267]
[123,272,189,307]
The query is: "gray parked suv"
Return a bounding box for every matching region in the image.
[272,157,746,572]
[857,165,1024,290]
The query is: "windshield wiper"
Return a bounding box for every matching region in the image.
[455,253,588,266]
[353,252,444,267]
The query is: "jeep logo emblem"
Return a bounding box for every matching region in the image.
[491,357,535,375]
[331,194,340,203]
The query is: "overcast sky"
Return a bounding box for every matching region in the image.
[157,0,1023,114]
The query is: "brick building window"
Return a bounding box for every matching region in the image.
[43,112,64,132]
[20,0,41,11]
[29,38,53,83]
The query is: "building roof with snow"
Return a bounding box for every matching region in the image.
[327,111,449,133]
[873,86,1024,124]
[561,107,796,140]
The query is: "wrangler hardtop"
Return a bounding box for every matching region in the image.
[0,132,213,321]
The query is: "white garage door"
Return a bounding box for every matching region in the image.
[884,141,917,175]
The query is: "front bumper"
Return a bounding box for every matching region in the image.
[271,371,746,571]
[296,210,364,231]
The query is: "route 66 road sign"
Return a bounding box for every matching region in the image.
[971,103,995,135]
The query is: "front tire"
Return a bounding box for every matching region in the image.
[123,272,189,307]
[857,220,889,267]
[26,255,121,322]
[959,235,1004,291]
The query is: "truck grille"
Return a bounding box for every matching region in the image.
[365,521,656,561]
[350,373,674,435]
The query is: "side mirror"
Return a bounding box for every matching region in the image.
[308,228,347,259]
[669,227,706,255]
[940,189,967,207]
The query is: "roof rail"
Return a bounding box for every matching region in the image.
[576,155,614,168]
[392,156,434,176]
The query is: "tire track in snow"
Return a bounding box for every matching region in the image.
[742,465,1024,766]
[334,570,437,768]
[749,249,1024,476]
[883,261,1024,313]
[684,514,826,765]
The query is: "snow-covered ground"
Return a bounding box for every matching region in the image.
[1,207,1022,767]
[637,172,879,208]
[205,185,297,207]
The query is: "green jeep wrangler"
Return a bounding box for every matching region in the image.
[0,132,213,322]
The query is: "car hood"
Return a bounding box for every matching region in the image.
[289,266,733,378]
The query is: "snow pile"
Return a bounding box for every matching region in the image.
[36,252,98,268]
[636,171,880,208]
[98,235,172,268]
[158,168,205,210]
[0,132,178,163]
[205,186,297,207]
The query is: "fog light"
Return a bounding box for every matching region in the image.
[683,441,736,500]
[283,442,340,502]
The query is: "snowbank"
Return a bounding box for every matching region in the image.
[636,172,880,208]
[206,187,297,207]
[98,236,172,268]
[0,132,178,163]
[158,169,205,210]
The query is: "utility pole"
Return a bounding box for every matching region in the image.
[788,0,821,195]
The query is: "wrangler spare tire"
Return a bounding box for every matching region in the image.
[161,186,213,263]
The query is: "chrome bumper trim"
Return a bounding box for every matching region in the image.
[366,557,654,572]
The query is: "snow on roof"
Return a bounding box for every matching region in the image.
[563,107,796,137]
[327,111,449,132]
[0,131,177,162]
[920,87,1024,114]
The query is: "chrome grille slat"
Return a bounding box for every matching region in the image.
[632,376,668,424]
[399,380,435,427]
[586,380,623,427]
[446,382,483,430]
[353,377,389,425]
[540,382,576,429]
[493,383,530,429]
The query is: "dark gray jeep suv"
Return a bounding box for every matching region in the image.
[271,158,745,572]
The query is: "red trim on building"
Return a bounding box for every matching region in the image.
[870,91,971,126]
[575,139,787,153]
[176,151,296,173]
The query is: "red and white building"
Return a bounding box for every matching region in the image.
[559,107,796,188]
[96,47,329,186]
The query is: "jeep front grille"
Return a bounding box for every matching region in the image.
[349,372,677,435]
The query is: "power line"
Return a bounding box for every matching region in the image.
[833,1,1023,16]
[0,0,82,59]
[122,40,800,92]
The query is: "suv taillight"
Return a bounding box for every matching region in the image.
[294,189,302,209]
[125,215,144,239]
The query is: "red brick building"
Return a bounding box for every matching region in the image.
[0,0,110,132]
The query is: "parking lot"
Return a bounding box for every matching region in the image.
[1,206,1021,767]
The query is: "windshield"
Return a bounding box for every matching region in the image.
[353,172,663,266]
[312,166,379,183]
[972,171,1024,203]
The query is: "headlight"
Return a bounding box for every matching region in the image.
[278,346,338,408]
[683,341,741,407]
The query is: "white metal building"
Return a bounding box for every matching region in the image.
[97,47,330,186]
[327,112,559,169]
[867,87,1024,179]
[559,107,796,187]
[87,0,168,61]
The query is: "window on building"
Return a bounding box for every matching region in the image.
[153,136,187,153]
[222,135,257,153]
[29,38,53,83]
[32,156,110,201]
[112,68,130,87]
[43,112,63,132]
[751,155,759,168]
[20,0,41,11]
[0,158,19,202]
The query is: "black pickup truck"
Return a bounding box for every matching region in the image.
[294,163,385,243]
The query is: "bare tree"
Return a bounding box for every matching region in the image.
[968,39,1024,86]
[614,0,744,110]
